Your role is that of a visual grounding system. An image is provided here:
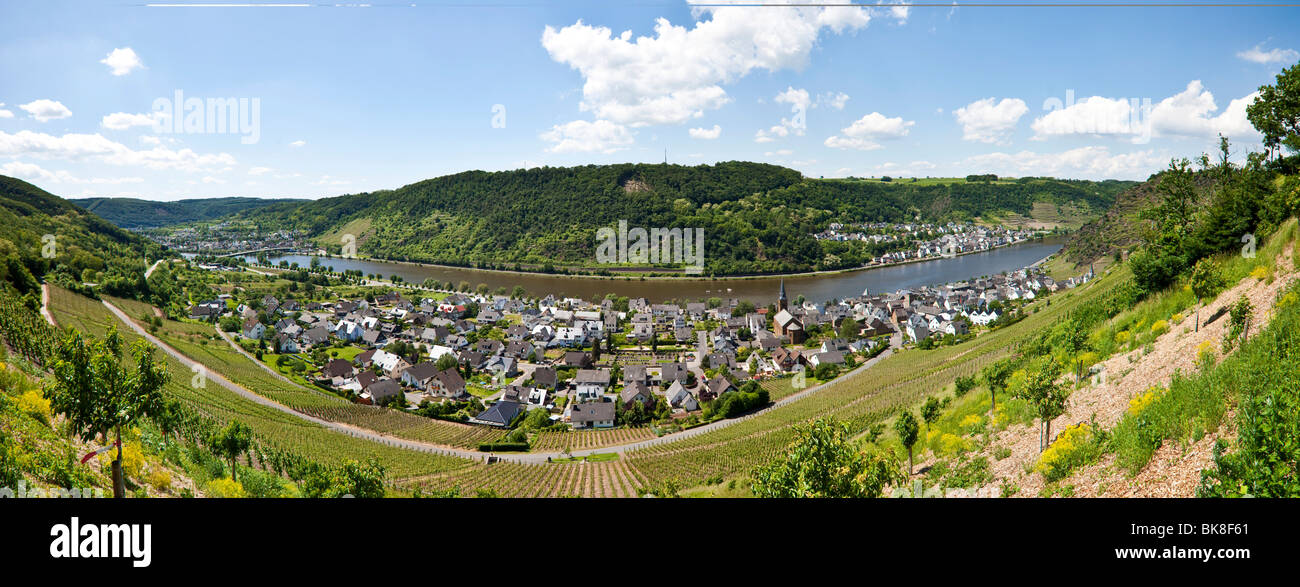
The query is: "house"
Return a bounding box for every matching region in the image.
[472,400,523,428]
[531,366,558,390]
[570,401,616,429]
[241,318,265,340]
[620,381,654,409]
[273,332,299,354]
[808,351,845,368]
[301,326,329,347]
[561,351,593,368]
[574,368,611,401]
[659,362,689,386]
[701,374,734,402]
[189,303,221,322]
[401,361,440,390]
[431,368,468,398]
[360,378,401,406]
[324,358,355,379]
[664,380,699,411]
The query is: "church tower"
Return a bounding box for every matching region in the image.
[778,279,788,312]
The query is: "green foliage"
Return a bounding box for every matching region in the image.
[1246,61,1300,159]
[232,163,1128,275]
[299,458,387,498]
[751,417,905,498]
[1223,295,1254,351]
[209,420,253,482]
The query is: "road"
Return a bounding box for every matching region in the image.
[103,296,905,464]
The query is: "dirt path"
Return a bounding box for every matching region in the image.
[40,283,57,327]
[984,246,1296,497]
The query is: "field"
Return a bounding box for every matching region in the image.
[528,426,657,452]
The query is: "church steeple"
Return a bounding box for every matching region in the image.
[778,279,788,311]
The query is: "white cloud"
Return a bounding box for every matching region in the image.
[817,91,850,110]
[139,135,161,145]
[688,124,721,139]
[540,3,895,128]
[248,166,273,176]
[201,176,225,185]
[100,47,144,76]
[824,111,913,150]
[0,103,12,119]
[1031,81,1260,143]
[19,99,72,122]
[1031,95,1138,139]
[755,86,813,142]
[0,161,143,185]
[540,119,634,153]
[1237,43,1299,65]
[764,149,794,156]
[290,140,306,147]
[775,86,811,111]
[953,97,1028,144]
[959,146,1165,181]
[101,112,159,130]
[0,129,236,171]
[315,175,349,186]
[1149,81,1259,140]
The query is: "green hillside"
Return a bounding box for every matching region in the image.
[230,162,1134,275]
[0,175,164,299]
[71,196,302,229]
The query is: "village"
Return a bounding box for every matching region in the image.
[813,221,1040,266]
[183,258,1092,446]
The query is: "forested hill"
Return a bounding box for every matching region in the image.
[0,175,163,298]
[71,196,301,229]
[230,162,1134,275]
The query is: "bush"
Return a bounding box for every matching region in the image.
[17,389,51,424]
[207,477,246,498]
[1036,423,1104,482]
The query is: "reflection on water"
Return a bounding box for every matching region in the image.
[195,237,1063,304]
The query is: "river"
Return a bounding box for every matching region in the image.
[198,237,1063,304]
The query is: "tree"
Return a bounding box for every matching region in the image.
[1013,359,1069,452]
[210,420,253,482]
[1246,61,1300,159]
[838,317,860,339]
[894,411,920,475]
[45,326,169,498]
[751,417,904,498]
[1188,257,1225,332]
[921,396,941,425]
[982,357,1016,416]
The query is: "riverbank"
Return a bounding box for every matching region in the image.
[229,235,1052,283]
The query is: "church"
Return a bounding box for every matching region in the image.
[772,280,805,345]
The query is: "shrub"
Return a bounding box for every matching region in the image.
[1150,320,1170,336]
[146,469,172,492]
[207,478,246,498]
[17,389,51,424]
[1036,423,1103,482]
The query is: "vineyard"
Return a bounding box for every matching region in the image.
[404,458,652,498]
[528,426,657,452]
[45,286,477,479]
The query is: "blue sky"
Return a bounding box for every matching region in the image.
[1,0,1297,201]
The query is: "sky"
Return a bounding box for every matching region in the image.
[0,0,1298,201]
